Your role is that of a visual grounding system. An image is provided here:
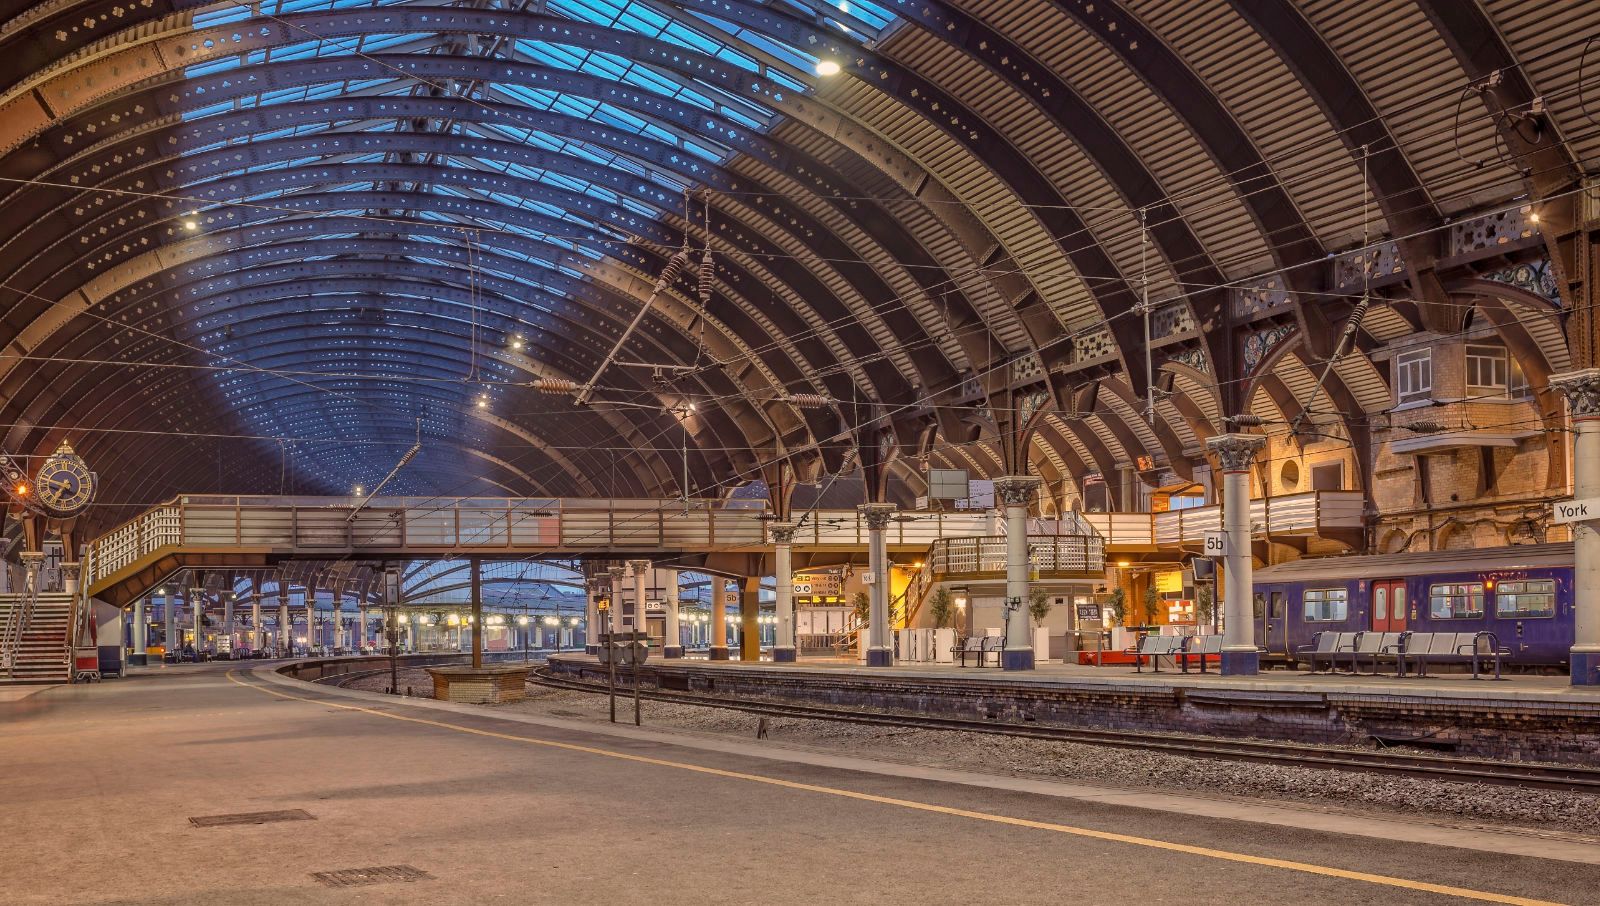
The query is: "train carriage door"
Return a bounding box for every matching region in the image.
[1256,588,1288,656]
[1372,579,1406,632]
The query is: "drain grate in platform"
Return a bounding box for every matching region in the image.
[189,809,314,828]
[311,865,434,888]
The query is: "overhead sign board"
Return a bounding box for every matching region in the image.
[1553,498,1600,525]
[927,468,970,501]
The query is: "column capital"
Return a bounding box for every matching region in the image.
[1205,432,1267,471]
[627,559,652,575]
[607,565,627,580]
[1550,368,1600,418]
[769,521,798,545]
[993,475,1043,506]
[857,502,897,531]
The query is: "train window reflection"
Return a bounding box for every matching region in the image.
[1495,579,1555,619]
[1302,587,1347,622]
[1429,582,1484,619]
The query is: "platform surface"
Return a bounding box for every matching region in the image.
[554,653,1600,704]
[5,661,1600,904]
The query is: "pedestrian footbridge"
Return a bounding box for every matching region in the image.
[83,490,1364,609]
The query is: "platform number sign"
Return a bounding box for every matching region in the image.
[1202,531,1227,557]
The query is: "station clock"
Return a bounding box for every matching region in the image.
[34,441,96,516]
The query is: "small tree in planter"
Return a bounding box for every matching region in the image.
[1028,587,1053,628]
[1194,584,1217,631]
[1141,584,1160,627]
[851,590,871,628]
[1107,587,1127,626]
[928,587,955,629]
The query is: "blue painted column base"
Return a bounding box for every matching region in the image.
[866,648,893,667]
[1001,649,1035,671]
[1571,650,1600,685]
[585,645,597,656]
[772,647,797,663]
[663,646,684,659]
[708,647,730,661]
[1220,649,1260,676]
[128,653,148,667]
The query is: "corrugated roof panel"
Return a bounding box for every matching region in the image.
[1125,0,1366,251]
[1299,0,1506,217]
[1487,0,1600,170]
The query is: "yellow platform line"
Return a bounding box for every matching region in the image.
[225,671,1563,906]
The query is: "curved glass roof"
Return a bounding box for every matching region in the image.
[171,0,892,495]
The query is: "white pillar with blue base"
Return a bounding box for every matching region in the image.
[859,503,896,667]
[995,476,1042,671]
[1207,433,1265,676]
[771,522,797,662]
[663,569,684,658]
[1551,369,1600,685]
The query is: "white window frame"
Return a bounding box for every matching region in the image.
[1394,348,1432,405]
[1302,587,1348,622]
[1465,344,1508,397]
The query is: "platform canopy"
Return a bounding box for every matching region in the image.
[0,0,1590,532]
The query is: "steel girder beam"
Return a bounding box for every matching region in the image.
[1227,0,1454,338]
[1040,0,1326,418]
[1414,0,1589,366]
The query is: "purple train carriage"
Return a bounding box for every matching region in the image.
[1250,543,1574,671]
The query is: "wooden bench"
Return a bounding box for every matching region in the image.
[1177,635,1221,673]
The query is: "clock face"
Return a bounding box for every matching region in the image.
[35,456,95,514]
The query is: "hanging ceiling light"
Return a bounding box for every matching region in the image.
[815,60,842,76]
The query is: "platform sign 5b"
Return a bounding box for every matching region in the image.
[1553,497,1600,524]
[1202,531,1227,557]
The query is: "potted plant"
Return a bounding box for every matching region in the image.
[1195,584,1216,631]
[1141,584,1160,627]
[1028,587,1053,627]
[851,590,870,627]
[1107,587,1127,626]
[929,587,955,629]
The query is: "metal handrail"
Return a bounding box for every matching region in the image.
[2,565,40,678]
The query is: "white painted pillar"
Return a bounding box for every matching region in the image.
[995,477,1042,670]
[710,577,729,660]
[131,598,147,665]
[859,503,896,667]
[663,568,683,658]
[629,560,651,645]
[222,591,235,656]
[584,579,600,654]
[190,586,204,657]
[607,566,626,639]
[1207,433,1266,676]
[1552,369,1600,685]
[164,589,178,654]
[771,522,797,662]
[358,602,368,653]
[276,586,289,657]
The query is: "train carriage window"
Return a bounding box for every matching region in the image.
[1495,579,1555,618]
[1252,592,1265,619]
[1303,587,1348,622]
[1429,582,1484,619]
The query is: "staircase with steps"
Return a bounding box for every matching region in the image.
[0,593,75,684]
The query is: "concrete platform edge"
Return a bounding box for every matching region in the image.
[250,663,1600,867]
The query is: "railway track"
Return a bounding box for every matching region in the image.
[529,668,1600,794]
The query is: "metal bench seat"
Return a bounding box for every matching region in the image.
[1177,634,1222,674]
[1126,634,1182,673]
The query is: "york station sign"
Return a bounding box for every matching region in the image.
[1552,497,1600,525]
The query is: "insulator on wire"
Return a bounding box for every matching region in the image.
[653,249,691,295]
[1405,421,1447,434]
[1224,414,1265,428]
[786,393,832,409]
[698,248,714,306]
[531,378,580,394]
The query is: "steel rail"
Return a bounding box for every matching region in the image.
[528,668,1600,794]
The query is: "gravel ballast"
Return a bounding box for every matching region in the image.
[336,666,1600,835]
